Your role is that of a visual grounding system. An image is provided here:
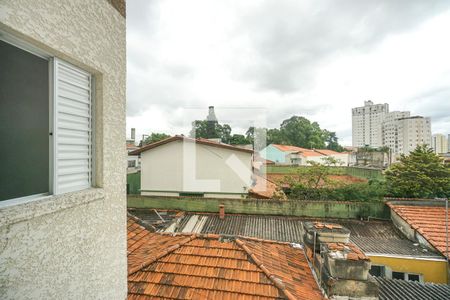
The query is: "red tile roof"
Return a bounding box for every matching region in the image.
[387,203,449,257]
[129,135,254,155]
[127,217,323,299]
[272,144,310,152]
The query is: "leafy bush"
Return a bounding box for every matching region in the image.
[288,179,386,201]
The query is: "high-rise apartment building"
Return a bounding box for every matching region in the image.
[352,100,389,147]
[385,116,431,158]
[432,134,449,154]
[382,111,411,154]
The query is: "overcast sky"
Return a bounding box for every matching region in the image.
[126,0,450,145]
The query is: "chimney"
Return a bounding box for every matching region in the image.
[219,204,225,219]
[131,128,136,141]
[303,222,378,298]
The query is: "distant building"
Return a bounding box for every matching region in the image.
[129,136,253,199]
[259,144,349,166]
[352,100,389,147]
[432,133,448,154]
[382,111,411,155]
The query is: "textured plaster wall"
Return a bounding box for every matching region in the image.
[0,0,126,299]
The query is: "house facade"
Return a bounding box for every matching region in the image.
[0,1,127,299]
[130,136,253,199]
[260,144,349,166]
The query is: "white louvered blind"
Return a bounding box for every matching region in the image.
[53,59,92,194]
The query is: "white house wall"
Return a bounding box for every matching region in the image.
[140,140,253,198]
[0,1,126,299]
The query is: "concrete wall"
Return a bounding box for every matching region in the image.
[0,1,126,299]
[128,195,390,219]
[140,140,252,198]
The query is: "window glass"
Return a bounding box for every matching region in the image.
[369,265,385,277]
[392,271,405,280]
[0,40,49,201]
[408,274,420,282]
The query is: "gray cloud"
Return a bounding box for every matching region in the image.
[234,0,450,93]
[126,0,450,142]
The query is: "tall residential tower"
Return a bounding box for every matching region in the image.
[352,100,389,147]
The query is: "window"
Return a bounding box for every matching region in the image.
[391,271,422,282]
[128,160,136,168]
[369,265,386,277]
[0,37,93,201]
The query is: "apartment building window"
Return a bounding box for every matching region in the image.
[0,37,93,201]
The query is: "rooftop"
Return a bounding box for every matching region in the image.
[162,212,442,258]
[129,135,254,155]
[375,277,450,300]
[387,202,449,257]
[127,216,324,300]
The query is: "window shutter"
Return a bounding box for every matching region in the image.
[53,59,92,194]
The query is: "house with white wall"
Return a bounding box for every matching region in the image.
[0,1,127,298]
[260,144,349,166]
[129,136,254,199]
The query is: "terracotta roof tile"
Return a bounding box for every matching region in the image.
[387,203,449,257]
[127,223,323,299]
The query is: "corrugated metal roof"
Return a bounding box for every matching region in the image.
[351,237,442,258]
[174,214,304,243]
[375,277,450,300]
[172,214,443,257]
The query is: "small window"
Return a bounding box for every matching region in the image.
[128,160,136,168]
[407,274,420,282]
[392,272,405,280]
[369,265,386,277]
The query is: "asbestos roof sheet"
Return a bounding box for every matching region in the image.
[174,213,304,243]
[351,237,442,258]
[387,203,449,257]
[375,277,450,300]
[127,219,324,300]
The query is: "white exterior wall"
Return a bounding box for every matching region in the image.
[140,140,253,198]
[397,117,432,156]
[0,1,126,299]
[432,134,448,154]
[352,100,389,147]
[382,111,411,155]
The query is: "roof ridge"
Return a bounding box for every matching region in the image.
[235,239,297,300]
[236,235,293,245]
[128,234,197,276]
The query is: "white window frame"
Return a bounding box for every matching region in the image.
[0,31,95,203]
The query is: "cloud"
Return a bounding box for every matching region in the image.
[126,0,450,145]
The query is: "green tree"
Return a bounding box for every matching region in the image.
[190,120,233,143]
[385,145,450,198]
[279,116,326,148]
[324,130,344,152]
[143,132,170,145]
[230,134,250,145]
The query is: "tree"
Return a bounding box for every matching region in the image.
[230,134,250,145]
[143,132,170,145]
[279,116,326,148]
[385,145,450,198]
[324,130,344,152]
[189,120,233,143]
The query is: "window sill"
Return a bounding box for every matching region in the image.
[0,188,105,227]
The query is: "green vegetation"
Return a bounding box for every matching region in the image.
[246,116,344,151]
[385,145,450,198]
[265,165,383,180]
[281,158,385,201]
[189,114,344,149]
[142,132,170,145]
